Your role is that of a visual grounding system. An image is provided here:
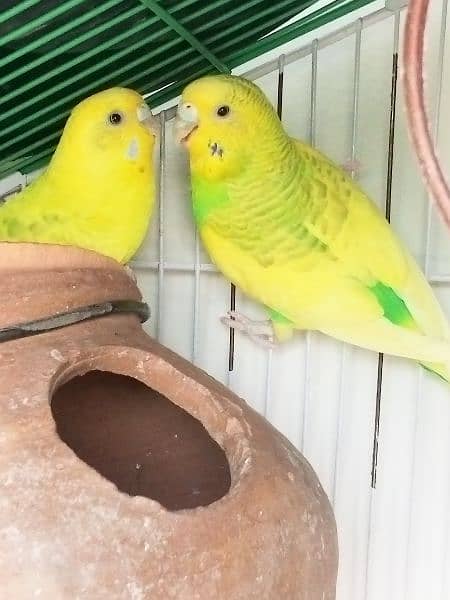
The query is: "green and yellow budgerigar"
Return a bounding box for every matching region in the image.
[175,74,450,383]
[1,87,158,264]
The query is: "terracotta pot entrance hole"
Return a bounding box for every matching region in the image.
[51,370,231,511]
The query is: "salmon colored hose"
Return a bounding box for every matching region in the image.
[404,0,450,228]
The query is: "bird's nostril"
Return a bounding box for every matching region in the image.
[185,103,191,109]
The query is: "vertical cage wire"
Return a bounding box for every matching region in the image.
[331,17,363,507]
[226,286,236,389]
[156,110,166,340]
[370,9,400,490]
[309,39,318,147]
[364,11,401,600]
[263,338,273,418]
[192,215,201,364]
[263,54,286,418]
[299,37,318,453]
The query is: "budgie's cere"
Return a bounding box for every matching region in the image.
[1,87,158,264]
[175,74,450,383]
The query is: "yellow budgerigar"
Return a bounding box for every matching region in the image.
[175,74,450,383]
[1,87,158,264]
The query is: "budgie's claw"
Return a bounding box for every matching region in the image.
[341,158,362,177]
[221,310,276,348]
[124,264,137,283]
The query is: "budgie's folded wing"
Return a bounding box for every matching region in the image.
[294,139,449,340]
[0,182,76,244]
[0,188,114,258]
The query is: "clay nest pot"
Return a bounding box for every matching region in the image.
[0,243,338,599]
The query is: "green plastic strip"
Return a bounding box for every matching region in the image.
[0,0,201,85]
[0,0,42,25]
[200,0,305,52]
[191,0,275,34]
[230,0,377,64]
[139,0,230,73]
[0,1,142,79]
[0,12,162,108]
[0,0,86,48]
[149,0,377,107]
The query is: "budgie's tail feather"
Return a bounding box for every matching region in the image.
[420,361,450,384]
[319,317,450,384]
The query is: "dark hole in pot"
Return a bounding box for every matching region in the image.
[51,370,231,511]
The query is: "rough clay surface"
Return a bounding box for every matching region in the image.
[0,243,338,599]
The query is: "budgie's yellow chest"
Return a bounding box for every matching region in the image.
[82,158,155,263]
[200,223,273,294]
[93,168,155,263]
[193,158,336,318]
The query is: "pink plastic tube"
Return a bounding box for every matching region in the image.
[403,0,450,228]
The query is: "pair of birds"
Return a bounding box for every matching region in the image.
[4,77,450,383]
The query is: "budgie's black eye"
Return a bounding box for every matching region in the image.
[108,111,123,125]
[216,105,230,117]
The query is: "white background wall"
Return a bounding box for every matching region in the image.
[2,1,450,598]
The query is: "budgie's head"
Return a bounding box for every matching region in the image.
[175,75,286,180]
[52,87,158,178]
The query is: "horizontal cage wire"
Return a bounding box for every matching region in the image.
[1,1,450,599]
[129,256,450,284]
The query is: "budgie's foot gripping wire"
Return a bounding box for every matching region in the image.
[340,158,362,178]
[220,310,276,348]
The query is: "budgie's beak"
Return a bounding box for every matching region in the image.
[174,101,199,144]
[137,104,159,136]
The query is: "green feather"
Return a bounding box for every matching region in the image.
[267,307,293,325]
[369,282,450,380]
[192,176,230,227]
[370,282,416,329]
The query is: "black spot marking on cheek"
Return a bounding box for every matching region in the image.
[208,141,224,158]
